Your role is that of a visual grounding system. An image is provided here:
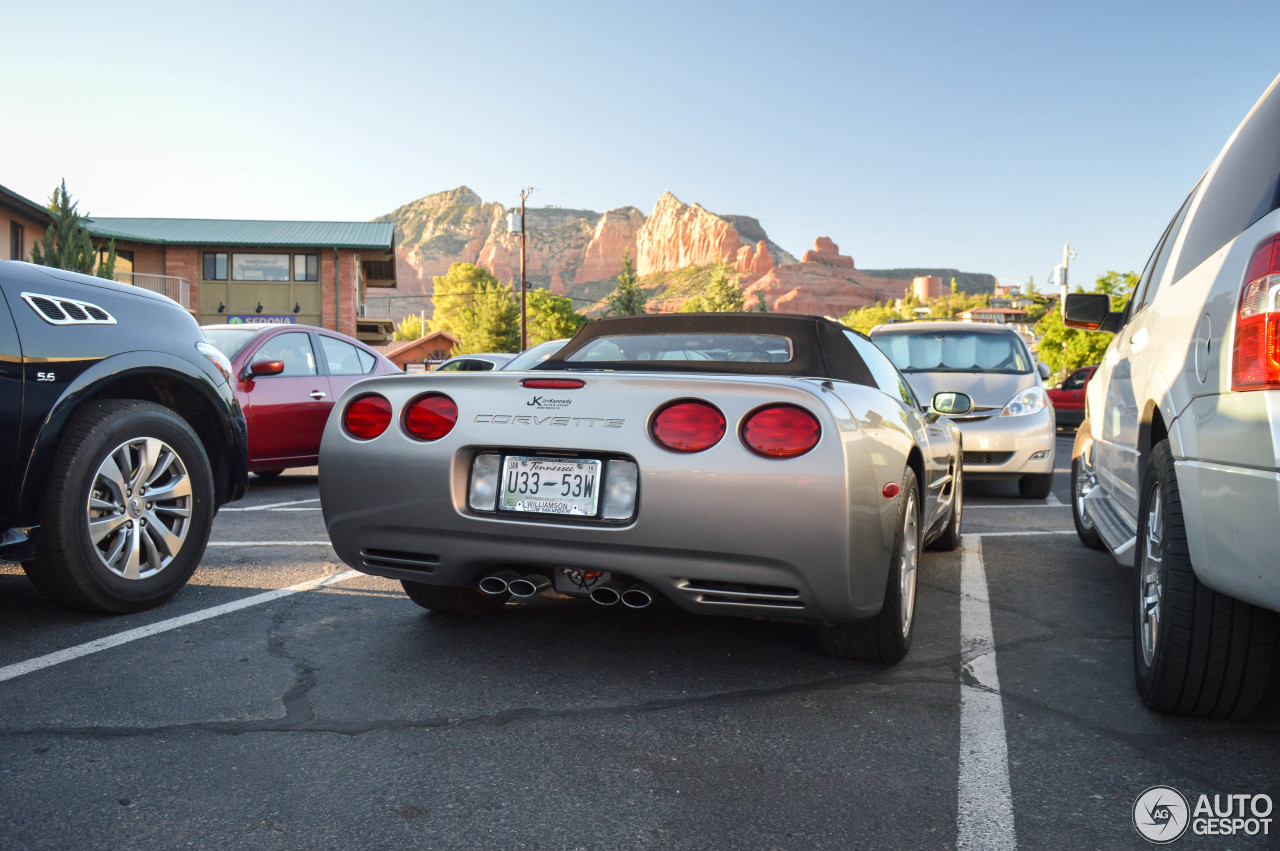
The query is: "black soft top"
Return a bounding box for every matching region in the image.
[535,312,876,386]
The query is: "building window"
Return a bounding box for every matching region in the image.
[294,253,319,282]
[10,222,22,261]
[203,252,228,281]
[231,253,290,282]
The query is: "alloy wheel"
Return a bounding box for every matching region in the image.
[86,437,194,580]
[1140,485,1164,667]
[899,490,920,638]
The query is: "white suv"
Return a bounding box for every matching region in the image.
[1067,74,1280,718]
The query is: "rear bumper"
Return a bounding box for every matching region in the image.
[1176,460,1280,614]
[954,407,1056,478]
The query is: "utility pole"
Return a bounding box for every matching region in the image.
[1058,241,1076,315]
[518,187,533,351]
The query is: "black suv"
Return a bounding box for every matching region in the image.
[1,260,248,612]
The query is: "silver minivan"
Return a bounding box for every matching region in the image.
[1067,73,1280,718]
[871,321,1056,499]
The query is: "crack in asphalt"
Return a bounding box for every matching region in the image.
[0,664,959,740]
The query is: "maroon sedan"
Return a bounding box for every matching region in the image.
[203,323,400,477]
[1047,364,1096,430]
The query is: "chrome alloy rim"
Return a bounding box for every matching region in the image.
[900,489,920,637]
[1140,485,1164,667]
[85,437,194,580]
[1074,442,1097,530]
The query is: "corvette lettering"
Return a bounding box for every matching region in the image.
[474,414,624,428]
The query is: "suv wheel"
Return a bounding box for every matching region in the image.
[1133,441,1275,718]
[22,401,215,614]
[1071,438,1104,550]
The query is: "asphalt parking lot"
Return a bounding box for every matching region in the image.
[2,436,1278,849]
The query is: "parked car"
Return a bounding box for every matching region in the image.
[1047,364,1097,430]
[1066,72,1280,718]
[499,339,568,371]
[870,321,1057,498]
[433,353,513,372]
[202,323,399,477]
[320,313,971,662]
[0,260,248,613]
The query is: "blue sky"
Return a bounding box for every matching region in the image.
[4,0,1277,292]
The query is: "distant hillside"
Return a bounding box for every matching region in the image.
[859,268,996,296]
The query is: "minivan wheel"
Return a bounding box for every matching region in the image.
[817,468,921,662]
[22,401,215,614]
[1133,441,1275,718]
[1018,472,1054,500]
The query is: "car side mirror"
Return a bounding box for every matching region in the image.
[1064,292,1123,334]
[247,359,285,378]
[928,391,973,421]
[1038,362,1051,380]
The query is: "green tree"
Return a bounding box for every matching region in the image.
[840,301,906,334]
[1034,270,1138,377]
[30,179,117,278]
[453,279,518,354]
[755,290,768,312]
[394,314,426,341]
[604,251,647,316]
[429,262,500,337]
[526,289,587,344]
[682,266,744,313]
[950,277,958,295]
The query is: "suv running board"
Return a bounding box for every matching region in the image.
[1083,488,1137,567]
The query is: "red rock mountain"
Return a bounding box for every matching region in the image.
[375,188,905,319]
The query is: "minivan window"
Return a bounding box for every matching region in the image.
[872,329,1032,375]
[1174,80,1280,281]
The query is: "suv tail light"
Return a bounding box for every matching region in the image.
[741,405,821,458]
[650,400,725,452]
[343,394,393,440]
[404,394,458,441]
[1232,234,1280,391]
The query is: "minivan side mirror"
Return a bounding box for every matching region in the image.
[928,391,973,421]
[1064,292,1123,334]
[1038,362,1051,380]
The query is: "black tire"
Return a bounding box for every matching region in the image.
[1133,441,1276,718]
[818,468,921,662]
[22,400,215,614]
[928,461,962,552]
[401,580,509,615]
[1018,472,1054,500]
[1071,452,1104,550]
[254,469,285,480]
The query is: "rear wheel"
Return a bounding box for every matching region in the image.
[22,400,215,613]
[818,468,921,662]
[1133,441,1275,718]
[1018,472,1053,500]
[401,580,509,615]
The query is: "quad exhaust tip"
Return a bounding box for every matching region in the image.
[478,570,522,596]
[589,581,626,606]
[506,574,552,598]
[621,583,655,609]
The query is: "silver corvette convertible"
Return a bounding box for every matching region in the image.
[320,314,971,662]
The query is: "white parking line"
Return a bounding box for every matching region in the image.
[220,498,321,512]
[0,570,361,684]
[957,533,1016,850]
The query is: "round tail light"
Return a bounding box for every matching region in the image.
[650,400,725,453]
[404,393,458,441]
[344,394,393,440]
[741,405,821,458]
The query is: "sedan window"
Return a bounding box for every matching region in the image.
[319,335,373,375]
[253,332,318,377]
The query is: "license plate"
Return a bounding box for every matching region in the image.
[499,456,601,516]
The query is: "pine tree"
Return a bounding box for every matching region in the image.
[30,180,116,278]
[526,289,587,344]
[604,251,647,316]
[755,290,768,312]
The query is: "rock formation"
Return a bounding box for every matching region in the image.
[742,238,908,317]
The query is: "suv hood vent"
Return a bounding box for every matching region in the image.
[21,292,117,326]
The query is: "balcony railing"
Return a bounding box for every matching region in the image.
[116,273,191,308]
